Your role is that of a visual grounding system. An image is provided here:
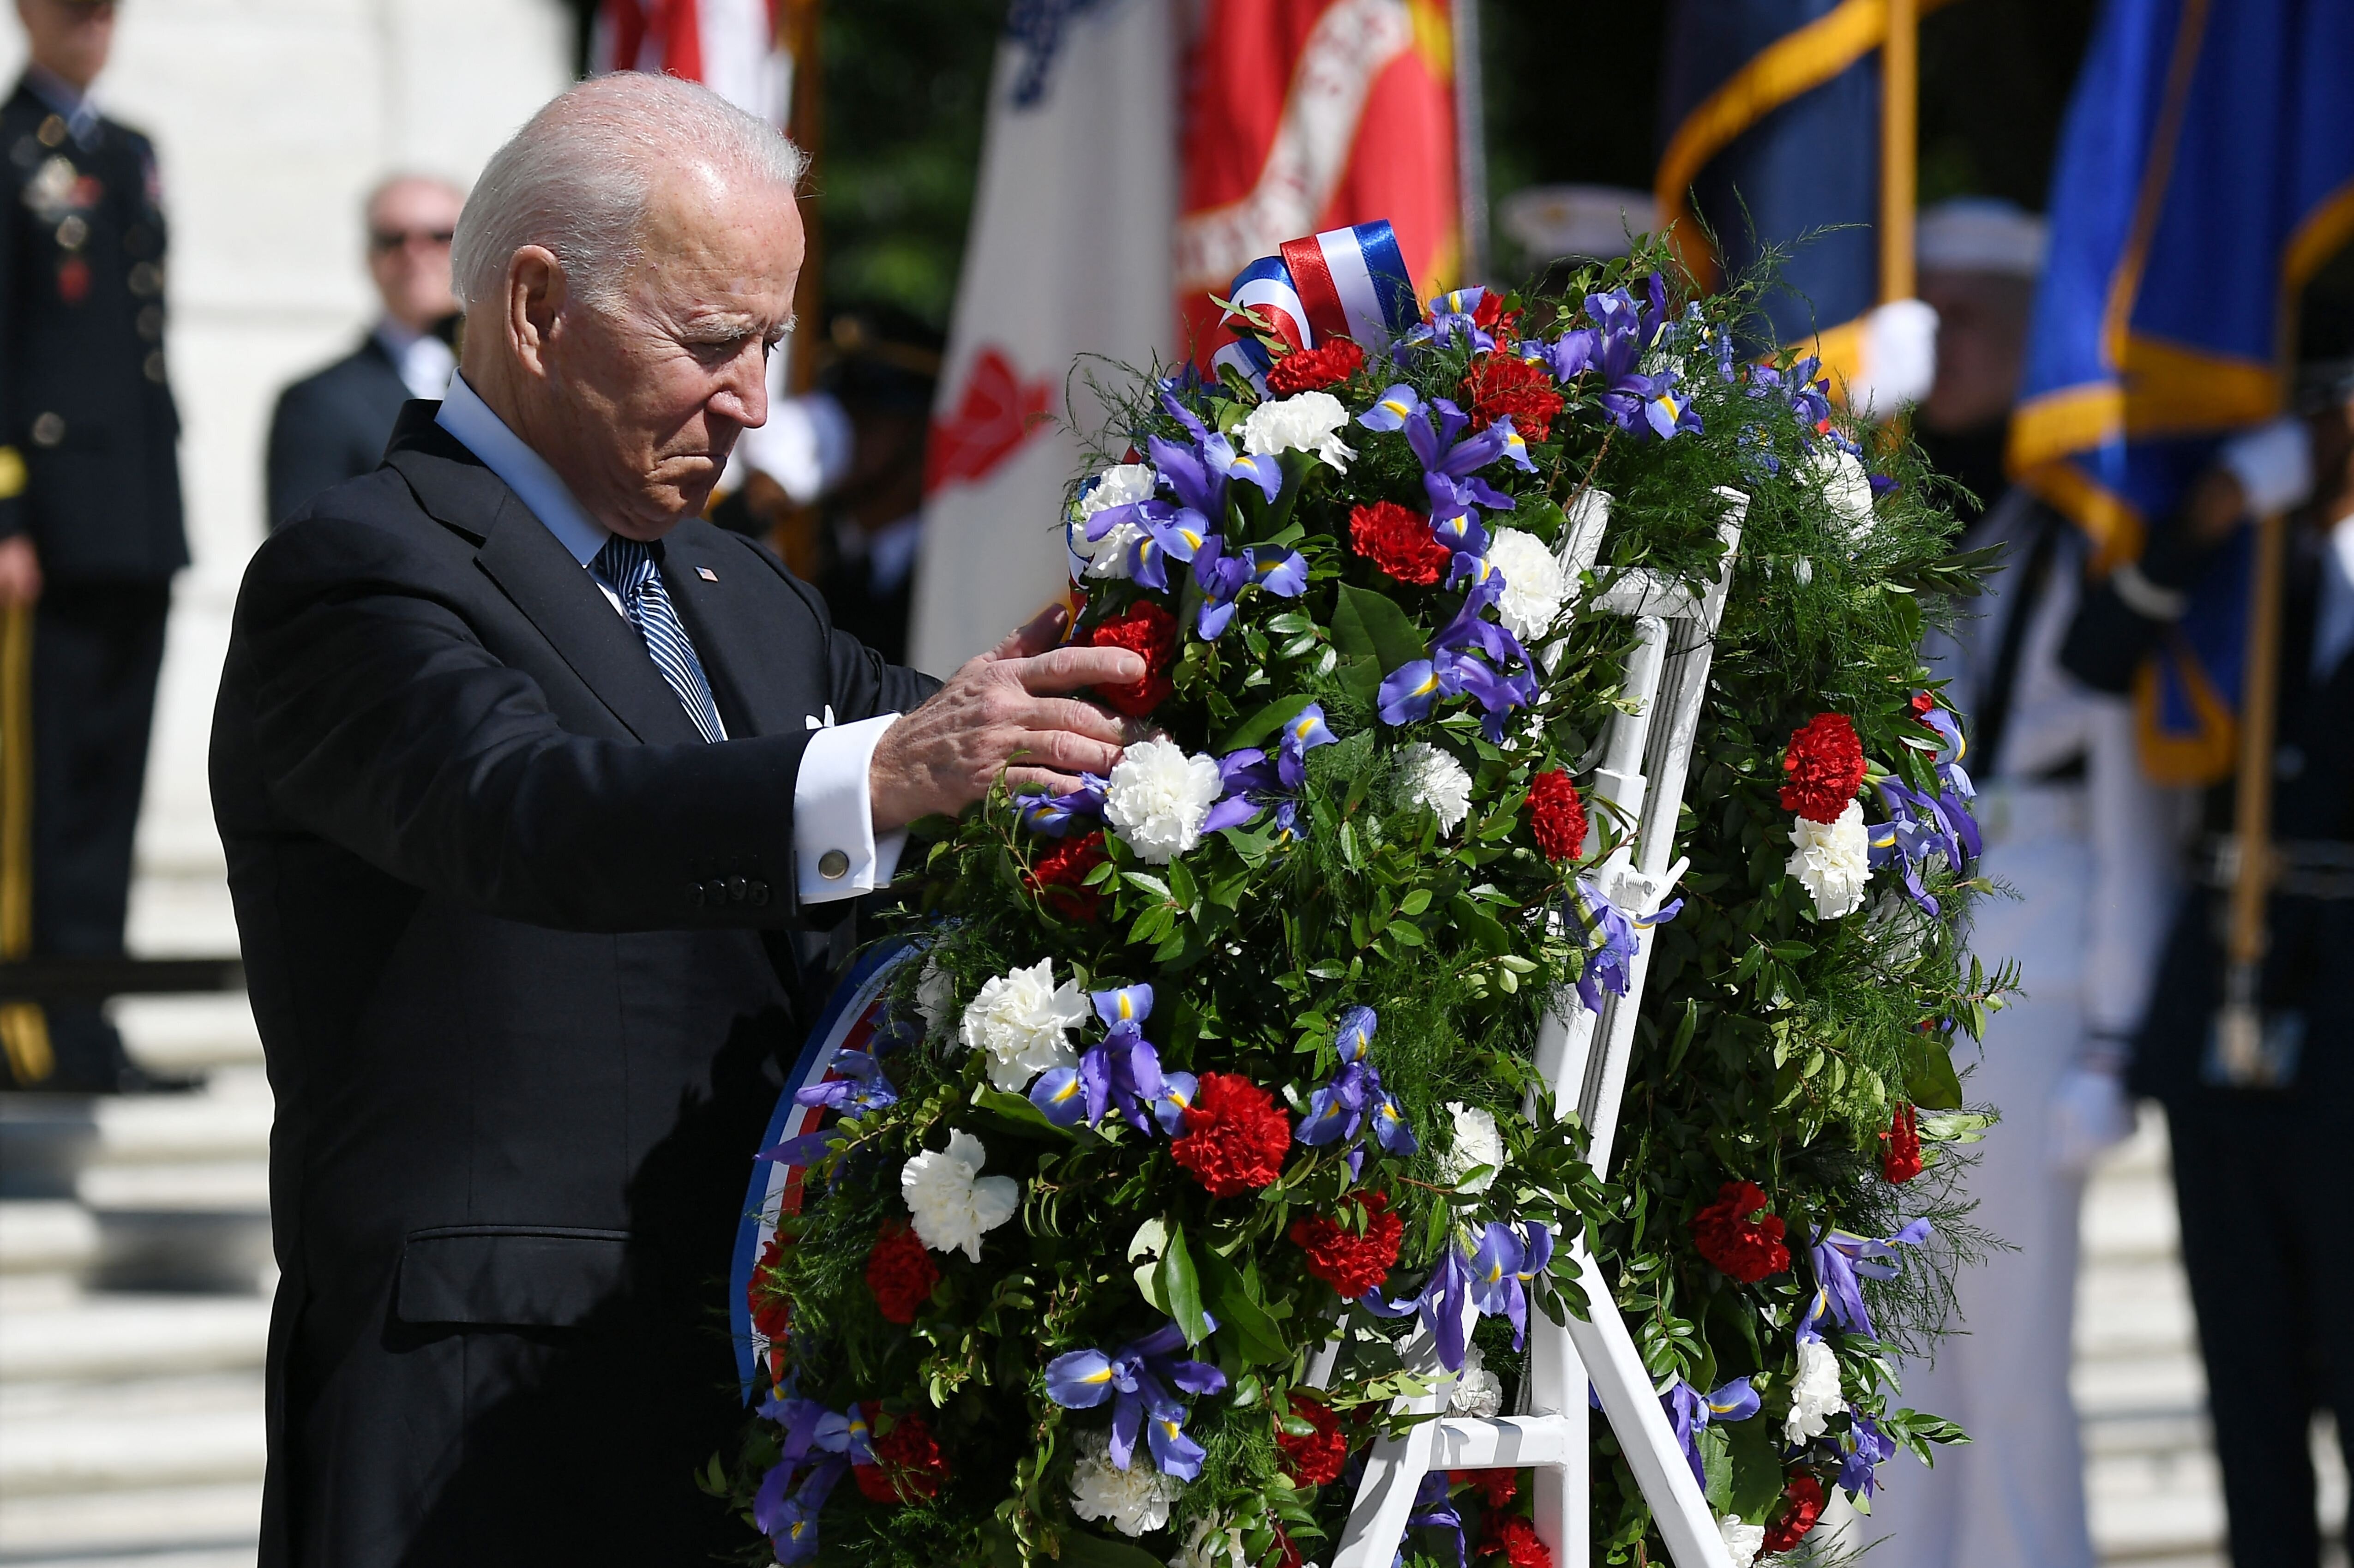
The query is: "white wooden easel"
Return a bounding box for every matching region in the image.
[1316,487,1750,1568]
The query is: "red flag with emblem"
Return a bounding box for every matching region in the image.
[594,0,789,124]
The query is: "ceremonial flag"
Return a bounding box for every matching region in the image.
[1654,0,1947,406]
[2007,0,2354,783]
[1172,0,1462,365]
[593,0,791,123]
[907,1,1179,675]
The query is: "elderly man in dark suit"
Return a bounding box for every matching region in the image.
[264,173,463,529]
[211,74,1137,1567]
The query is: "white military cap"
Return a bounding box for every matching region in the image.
[1916,198,2048,278]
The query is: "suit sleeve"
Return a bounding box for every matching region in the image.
[265,382,361,532]
[732,529,943,719]
[228,517,824,933]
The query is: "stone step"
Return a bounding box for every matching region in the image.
[114,994,264,1075]
[0,1294,269,1383]
[0,1401,266,1496]
[0,1482,259,1563]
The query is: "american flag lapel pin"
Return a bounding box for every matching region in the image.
[696,565,718,581]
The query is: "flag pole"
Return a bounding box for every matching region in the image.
[1880,0,1918,302]
[782,0,825,396]
[2216,506,2288,1081]
[1452,0,1488,285]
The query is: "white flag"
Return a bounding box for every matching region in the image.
[907,0,1177,676]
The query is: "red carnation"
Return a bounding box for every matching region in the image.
[1171,1072,1291,1197]
[1289,1190,1404,1297]
[1268,338,1365,394]
[1881,1101,1924,1184]
[1909,691,1938,724]
[1080,600,1177,717]
[865,1220,940,1325]
[1275,1392,1349,1486]
[747,1235,792,1340]
[1452,1469,1519,1509]
[1762,1475,1826,1553]
[1351,500,1453,586]
[1779,713,1866,823]
[1025,830,1109,923]
[1481,1514,1553,1568]
[1273,1527,1307,1568]
[1690,1180,1791,1283]
[1470,291,1523,341]
[1460,352,1565,442]
[1525,770,1589,862]
[852,1405,949,1502]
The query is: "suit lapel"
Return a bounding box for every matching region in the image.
[656,527,802,740]
[384,411,703,746]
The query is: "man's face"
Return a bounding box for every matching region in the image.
[366,179,463,333]
[1917,268,2035,434]
[17,0,114,90]
[539,175,803,539]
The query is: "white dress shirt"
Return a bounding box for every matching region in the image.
[434,374,904,903]
[373,318,457,402]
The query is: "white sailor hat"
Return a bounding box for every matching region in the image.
[1916,198,2048,279]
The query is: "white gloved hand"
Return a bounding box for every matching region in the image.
[2217,417,2315,518]
[1849,298,1940,417]
[2049,1061,2135,1177]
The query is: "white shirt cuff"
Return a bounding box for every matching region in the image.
[793,712,906,904]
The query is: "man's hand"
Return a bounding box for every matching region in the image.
[868,601,1144,832]
[0,535,41,610]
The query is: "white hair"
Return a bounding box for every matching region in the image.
[451,73,807,312]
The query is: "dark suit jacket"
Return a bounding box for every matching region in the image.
[265,333,410,530]
[0,78,187,579]
[211,403,938,1566]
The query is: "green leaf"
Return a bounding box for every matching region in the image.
[1918,1111,1994,1143]
[1331,583,1428,673]
[1196,1245,1291,1365]
[1159,1222,1210,1346]
[1726,1413,1785,1519]
[1398,888,1433,916]
[1219,691,1320,752]
[1058,1532,1169,1568]
[971,1085,1078,1141]
[1905,1038,1966,1110]
[1338,654,1382,707]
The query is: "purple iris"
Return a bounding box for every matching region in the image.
[1835,1409,1897,1498]
[1465,1219,1554,1349]
[1029,985,1196,1135]
[751,1397,875,1563]
[1868,776,1980,919]
[1746,354,1835,442]
[757,1050,901,1166]
[1019,772,1107,836]
[1201,703,1337,835]
[1361,1233,1476,1372]
[1375,577,1541,741]
[1192,535,1309,639]
[1086,393,1282,589]
[1406,1469,1469,1568]
[1356,384,1531,553]
[1043,1316,1228,1480]
[1296,1005,1418,1174]
[1663,1375,1762,1487]
[1796,1221,1932,1343]
[1567,879,1683,1012]
[1538,275,1702,441]
[1405,285,1499,354]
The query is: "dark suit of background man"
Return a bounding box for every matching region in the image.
[210,73,1141,1567]
[264,174,462,531]
[1,0,187,1092]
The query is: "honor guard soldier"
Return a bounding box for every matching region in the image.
[0,0,189,1091]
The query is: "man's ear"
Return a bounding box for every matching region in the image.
[504,246,567,382]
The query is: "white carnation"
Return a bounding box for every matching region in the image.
[1397,742,1473,833]
[960,957,1089,1091]
[1170,1519,1247,1568]
[1447,1341,1504,1418]
[1239,389,1355,472]
[1105,739,1223,865]
[915,955,956,1040]
[1784,1336,1845,1445]
[1438,1102,1502,1193]
[1483,527,1569,640]
[1069,1430,1183,1538]
[1071,463,1156,581]
[1809,446,1876,542]
[1786,799,1871,921]
[899,1129,1019,1262]
[1719,1515,1766,1564]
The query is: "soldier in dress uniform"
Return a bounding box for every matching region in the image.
[0,0,189,1091]
[2060,363,2354,1568]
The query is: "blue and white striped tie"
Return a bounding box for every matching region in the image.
[592,535,728,743]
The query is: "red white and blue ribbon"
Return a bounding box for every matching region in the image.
[1212,218,1421,390]
[730,940,919,1396]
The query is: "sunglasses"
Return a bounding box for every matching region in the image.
[370,228,456,253]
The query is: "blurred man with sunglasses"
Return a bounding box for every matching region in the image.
[1,0,189,1092]
[265,174,463,529]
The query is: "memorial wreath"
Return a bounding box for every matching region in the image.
[709,227,2006,1568]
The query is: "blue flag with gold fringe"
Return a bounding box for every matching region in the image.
[2007,0,2354,784]
[1655,0,1942,363]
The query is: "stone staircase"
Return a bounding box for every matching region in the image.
[0,878,2317,1567]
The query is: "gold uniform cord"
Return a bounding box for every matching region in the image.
[0,601,51,1083]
